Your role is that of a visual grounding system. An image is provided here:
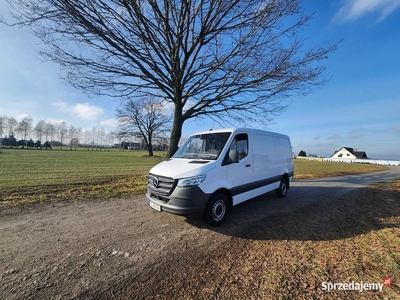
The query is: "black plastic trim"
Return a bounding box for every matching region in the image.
[230,175,282,196]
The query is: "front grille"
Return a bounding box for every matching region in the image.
[148,174,176,195]
[150,193,170,204]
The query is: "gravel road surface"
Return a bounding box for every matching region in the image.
[1,167,399,299]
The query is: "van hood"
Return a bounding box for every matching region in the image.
[149,158,217,179]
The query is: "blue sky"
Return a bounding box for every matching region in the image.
[1,0,399,159]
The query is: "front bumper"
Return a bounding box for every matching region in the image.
[146,185,211,217]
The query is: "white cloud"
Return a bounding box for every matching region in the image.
[53,100,104,121]
[72,103,104,121]
[100,118,119,128]
[53,100,69,111]
[45,118,67,125]
[16,114,32,121]
[334,0,400,22]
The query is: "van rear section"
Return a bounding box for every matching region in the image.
[147,128,293,226]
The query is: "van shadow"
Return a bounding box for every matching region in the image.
[185,184,400,241]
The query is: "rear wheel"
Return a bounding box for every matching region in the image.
[275,177,288,198]
[205,193,228,227]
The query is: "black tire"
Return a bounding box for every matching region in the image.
[275,177,288,198]
[205,193,228,227]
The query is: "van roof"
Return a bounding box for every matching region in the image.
[192,128,289,139]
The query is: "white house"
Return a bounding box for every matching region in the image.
[331,147,368,159]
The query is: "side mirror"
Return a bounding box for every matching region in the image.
[228,149,239,164]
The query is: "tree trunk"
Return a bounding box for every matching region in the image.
[167,105,184,158]
[148,134,154,157]
[148,144,154,157]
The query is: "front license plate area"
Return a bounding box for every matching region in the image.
[149,201,161,212]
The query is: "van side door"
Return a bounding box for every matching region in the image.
[251,133,280,197]
[223,133,254,206]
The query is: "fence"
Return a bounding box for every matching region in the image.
[295,156,400,166]
[322,158,400,166]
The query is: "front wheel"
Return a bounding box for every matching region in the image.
[205,193,228,227]
[275,177,288,198]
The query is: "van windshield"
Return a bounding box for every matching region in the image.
[173,132,231,160]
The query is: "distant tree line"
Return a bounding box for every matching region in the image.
[1,134,52,149]
[296,150,323,158]
[0,115,170,155]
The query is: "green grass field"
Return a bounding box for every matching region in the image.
[0,148,387,205]
[294,158,387,179]
[0,148,163,204]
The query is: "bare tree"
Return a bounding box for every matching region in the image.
[34,120,46,141]
[3,0,339,157]
[91,127,97,150]
[0,116,6,138]
[83,128,92,150]
[16,116,33,141]
[68,125,81,150]
[7,117,17,137]
[98,127,106,150]
[43,122,56,144]
[116,97,171,156]
[76,127,82,148]
[106,131,117,149]
[57,121,68,150]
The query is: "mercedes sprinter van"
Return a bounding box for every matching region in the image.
[147,128,294,226]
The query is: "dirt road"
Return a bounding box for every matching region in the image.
[1,167,399,299]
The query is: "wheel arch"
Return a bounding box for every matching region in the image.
[203,188,233,217]
[282,173,290,189]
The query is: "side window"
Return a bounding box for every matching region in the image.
[236,135,248,159]
[223,133,249,165]
[228,133,248,160]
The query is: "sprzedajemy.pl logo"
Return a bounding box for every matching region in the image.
[321,277,392,292]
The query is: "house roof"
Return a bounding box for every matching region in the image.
[332,147,368,159]
[354,151,368,159]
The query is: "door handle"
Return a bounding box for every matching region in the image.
[245,164,251,167]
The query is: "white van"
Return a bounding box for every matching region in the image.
[147,128,294,226]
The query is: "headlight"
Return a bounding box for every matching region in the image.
[177,175,206,187]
